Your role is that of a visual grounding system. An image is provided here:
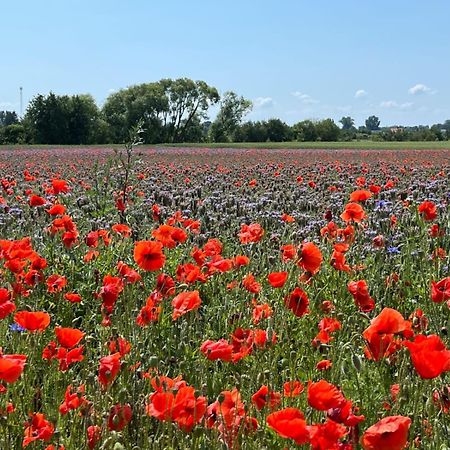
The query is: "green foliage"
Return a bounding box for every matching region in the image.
[23,93,102,144]
[315,118,340,141]
[102,78,219,144]
[292,120,318,142]
[339,116,355,130]
[0,124,26,144]
[365,115,381,132]
[209,91,252,142]
[0,110,19,127]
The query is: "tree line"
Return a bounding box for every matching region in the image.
[0,78,449,144]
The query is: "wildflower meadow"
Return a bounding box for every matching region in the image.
[0,144,449,449]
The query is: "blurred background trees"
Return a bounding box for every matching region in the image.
[0,80,448,144]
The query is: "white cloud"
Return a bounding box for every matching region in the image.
[408,84,435,95]
[254,97,274,108]
[380,100,414,110]
[108,88,117,94]
[355,89,368,98]
[292,91,319,104]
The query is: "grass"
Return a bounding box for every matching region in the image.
[157,141,450,150]
[1,140,450,151]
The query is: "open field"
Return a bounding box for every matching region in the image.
[1,140,450,152]
[157,141,450,150]
[0,146,449,449]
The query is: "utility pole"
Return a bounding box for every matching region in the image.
[20,87,23,118]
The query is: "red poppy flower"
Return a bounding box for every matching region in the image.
[98,275,124,313]
[242,273,261,294]
[200,339,233,362]
[267,271,288,288]
[281,244,297,262]
[51,179,69,194]
[316,359,332,371]
[350,189,372,202]
[55,327,85,348]
[281,213,295,223]
[361,415,411,450]
[133,241,165,271]
[327,399,365,427]
[59,385,87,414]
[117,261,142,284]
[266,407,310,445]
[0,287,15,319]
[307,380,346,411]
[251,385,281,410]
[46,274,67,293]
[431,277,450,303]
[108,403,132,431]
[171,290,201,320]
[64,292,81,303]
[29,194,46,207]
[0,353,27,383]
[201,238,222,256]
[14,311,50,332]
[298,242,323,274]
[46,204,66,216]
[154,273,175,297]
[284,287,309,317]
[309,419,348,450]
[363,308,412,361]
[23,413,55,447]
[152,224,187,248]
[283,380,304,397]
[87,425,101,450]
[136,294,161,326]
[348,280,375,312]
[111,223,132,238]
[252,301,272,324]
[418,200,437,221]
[98,353,121,387]
[238,223,264,244]
[404,334,450,379]
[340,202,366,223]
[172,386,207,432]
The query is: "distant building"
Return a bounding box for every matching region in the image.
[389,127,404,133]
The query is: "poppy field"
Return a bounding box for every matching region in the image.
[0,145,449,449]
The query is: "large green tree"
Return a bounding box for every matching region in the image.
[0,111,19,127]
[24,93,102,144]
[209,91,252,142]
[365,115,381,131]
[102,78,219,144]
[292,120,317,141]
[315,119,340,141]
[339,116,355,130]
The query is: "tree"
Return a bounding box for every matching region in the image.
[315,119,340,141]
[209,91,252,142]
[23,93,102,144]
[339,116,355,130]
[365,115,380,131]
[0,124,26,144]
[292,120,317,141]
[161,78,219,142]
[264,118,291,141]
[234,121,268,142]
[102,78,220,144]
[0,111,19,127]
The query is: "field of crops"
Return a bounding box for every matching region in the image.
[0,146,449,449]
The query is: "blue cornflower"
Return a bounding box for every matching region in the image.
[9,323,26,333]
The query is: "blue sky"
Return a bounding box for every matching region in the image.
[2,0,449,126]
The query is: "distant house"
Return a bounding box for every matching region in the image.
[389,127,404,133]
